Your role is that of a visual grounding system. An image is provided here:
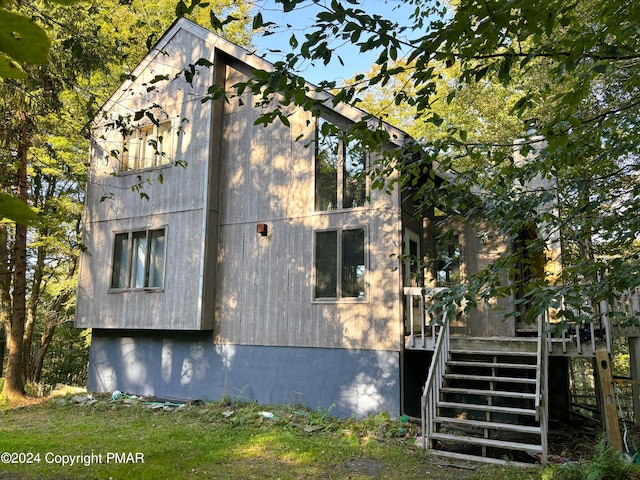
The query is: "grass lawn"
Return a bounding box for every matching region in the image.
[0,395,638,480]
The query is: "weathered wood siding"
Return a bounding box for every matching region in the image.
[215,62,404,351]
[431,216,514,336]
[76,25,218,330]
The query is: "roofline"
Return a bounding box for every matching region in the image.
[95,18,410,147]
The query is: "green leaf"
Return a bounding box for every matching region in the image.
[277,0,298,13]
[253,12,264,30]
[592,63,607,74]
[0,51,26,78]
[0,193,38,225]
[474,65,490,82]
[0,8,51,64]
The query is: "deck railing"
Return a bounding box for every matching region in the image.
[544,287,640,355]
[536,310,549,464]
[404,287,449,348]
[420,308,450,450]
[607,287,640,338]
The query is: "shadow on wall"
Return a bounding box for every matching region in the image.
[89,330,225,400]
[88,330,399,417]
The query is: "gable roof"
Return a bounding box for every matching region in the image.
[96,17,410,147]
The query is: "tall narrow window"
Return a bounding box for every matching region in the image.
[315,231,338,298]
[130,231,147,288]
[147,229,166,288]
[111,233,129,289]
[315,228,366,300]
[121,120,173,172]
[110,228,166,290]
[435,234,461,287]
[344,137,366,208]
[342,228,365,298]
[315,118,338,211]
[513,226,544,319]
[315,118,367,211]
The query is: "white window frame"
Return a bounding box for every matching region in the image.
[121,119,174,172]
[110,227,167,291]
[313,226,368,302]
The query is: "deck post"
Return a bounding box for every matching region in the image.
[628,337,640,426]
[595,348,624,450]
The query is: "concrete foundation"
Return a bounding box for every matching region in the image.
[88,330,400,418]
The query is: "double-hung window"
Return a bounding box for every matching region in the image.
[314,227,366,300]
[315,118,367,211]
[121,120,173,171]
[111,228,166,290]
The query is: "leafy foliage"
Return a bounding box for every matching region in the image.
[541,435,638,480]
[0,0,255,397]
[231,0,640,325]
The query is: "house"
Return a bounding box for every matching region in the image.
[76,18,640,465]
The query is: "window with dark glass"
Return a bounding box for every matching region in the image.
[435,234,461,286]
[110,228,166,290]
[315,228,366,299]
[315,118,367,211]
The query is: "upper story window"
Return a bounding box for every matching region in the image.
[121,120,173,172]
[315,117,367,211]
[314,227,366,300]
[111,228,166,290]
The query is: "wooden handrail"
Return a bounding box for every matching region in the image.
[536,310,549,464]
[421,308,450,450]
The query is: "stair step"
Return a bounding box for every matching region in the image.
[449,349,537,357]
[437,401,537,416]
[443,373,537,384]
[441,386,537,400]
[424,449,537,467]
[446,360,537,370]
[433,416,541,434]
[430,432,543,453]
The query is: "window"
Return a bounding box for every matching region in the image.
[121,120,173,171]
[403,229,421,287]
[315,118,367,211]
[435,234,461,286]
[315,228,366,299]
[111,228,166,290]
[513,226,544,319]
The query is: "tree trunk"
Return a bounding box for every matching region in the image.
[0,226,10,379]
[0,326,5,378]
[29,320,58,385]
[23,245,45,380]
[28,287,72,384]
[1,118,29,400]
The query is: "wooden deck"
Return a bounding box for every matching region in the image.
[407,286,640,465]
[405,333,608,357]
[403,286,640,358]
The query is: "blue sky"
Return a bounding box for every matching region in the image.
[249,0,415,85]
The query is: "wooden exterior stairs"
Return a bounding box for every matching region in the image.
[420,316,549,466]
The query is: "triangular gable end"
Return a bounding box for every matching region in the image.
[96,18,409,146]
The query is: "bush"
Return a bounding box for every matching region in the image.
[542,436,639,480]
